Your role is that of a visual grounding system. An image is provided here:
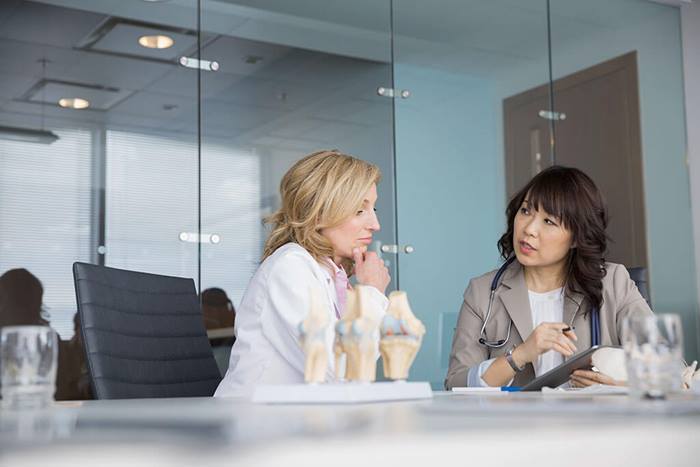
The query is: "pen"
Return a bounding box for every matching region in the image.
[500,386,522,392]
[561,326,574,333]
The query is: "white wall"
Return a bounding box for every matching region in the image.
[682,0,700,350]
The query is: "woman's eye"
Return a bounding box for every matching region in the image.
[356,210,364,216]
[544,218,557,226]
[520,207,529,215]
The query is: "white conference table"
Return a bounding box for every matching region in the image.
[1,390,700,467]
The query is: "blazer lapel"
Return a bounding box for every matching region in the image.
[498,262,533,343]
[563,289,583,327]
[564,289,592,353]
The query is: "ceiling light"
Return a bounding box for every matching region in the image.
[138,35,174,49]
[58,98,90,109]
[0,126,59,145]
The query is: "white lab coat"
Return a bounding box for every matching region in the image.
[214,242,388,397]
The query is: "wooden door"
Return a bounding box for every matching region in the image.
[504,52,647,269]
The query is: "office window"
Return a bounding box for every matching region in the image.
[201,144,261,306]
[105,130,261,306]
[0,128,93,339]
[105,130,199,280]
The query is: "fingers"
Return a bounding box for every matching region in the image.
[569,375,594,387]
[364,251,380,263]
[550,340,574,358]
[572,369,598,379]
[570,375,597,387]
[563,328,578,342]
[549,324,577,352]
[560,334,577,354]
[538,328,577,355]
[525,322,580,363]
[352,248,364,267]
[552,322,578,342]
[571,370,621,386]
[354,249,390,294]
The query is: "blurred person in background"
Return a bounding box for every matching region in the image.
[0,268,91,400]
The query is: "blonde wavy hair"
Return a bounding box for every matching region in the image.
[263,150,381,272]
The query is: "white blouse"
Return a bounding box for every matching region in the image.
[214,243,388,398]
[468,287,565,387]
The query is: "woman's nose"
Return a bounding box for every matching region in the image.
[523,218,538,237]
[368,210,380,231]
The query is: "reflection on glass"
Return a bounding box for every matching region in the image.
[549,0,698,359]
[392,0,551,386]
[0,0,199,400]
[200,0,397,309]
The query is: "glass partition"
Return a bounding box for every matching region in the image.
[392,0,552,387]
[199,0,397,374]
[0,0,200,399]
[549,0,699,359]
[2,1,695,398]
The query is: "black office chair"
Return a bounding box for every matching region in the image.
[72,262,222,399]
[626,266,651,306]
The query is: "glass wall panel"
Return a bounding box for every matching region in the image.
[0,0,199,399]
[549,0,699,360]
[199,0,396,374]
[392,0,552,387]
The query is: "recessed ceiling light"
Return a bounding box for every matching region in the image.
[138,34,174,49]
[58,98,90,109]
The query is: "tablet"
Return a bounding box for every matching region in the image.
[520,345,616,391]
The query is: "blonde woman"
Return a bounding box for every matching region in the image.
[214,150,390,397]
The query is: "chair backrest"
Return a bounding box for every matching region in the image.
[626,266,651,306]
[72,262,221,399]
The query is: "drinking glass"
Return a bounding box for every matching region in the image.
[1,325,58,409]
[622,313,683,399]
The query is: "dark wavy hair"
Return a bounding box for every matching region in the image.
[497,166,609,310]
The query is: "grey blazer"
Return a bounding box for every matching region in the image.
[445,261,653,389]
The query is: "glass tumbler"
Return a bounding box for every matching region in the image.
[1,325,58,409]
[622,313,683,399]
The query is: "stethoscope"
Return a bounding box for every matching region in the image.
[478,256,601,349]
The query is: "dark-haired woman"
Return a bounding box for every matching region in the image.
[445,166,652,389]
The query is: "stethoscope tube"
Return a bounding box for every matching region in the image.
[478,256,516,348]
[590,306,600,347]
[478,257,600,349]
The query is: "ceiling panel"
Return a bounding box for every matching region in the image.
[199,35,292,76]
[0,1,105,48]
[51,52,174,91]
[0,96,105,122]
[105,112,196,136]
[0,1,22,26]
[201,99,286,132]
[25,80,131,110]
[211,76,322,111]
[147,68,238,99]
[0,71,37,100]
[89,22,196,61]
[0,40,81,77]
[110,90,197,120]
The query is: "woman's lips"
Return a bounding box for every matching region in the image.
[358,237,373,245]
[519,240,536,254]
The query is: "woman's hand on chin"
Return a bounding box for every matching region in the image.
[353,248,390,295]
[570,369,626,387]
